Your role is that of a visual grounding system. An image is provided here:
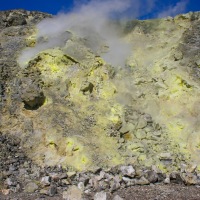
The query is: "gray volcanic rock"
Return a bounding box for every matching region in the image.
[1,10,200,193]
[0,9,51,28]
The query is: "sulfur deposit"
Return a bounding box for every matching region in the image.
[1,10,200,197]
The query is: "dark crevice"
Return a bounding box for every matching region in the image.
[23,93,46,110]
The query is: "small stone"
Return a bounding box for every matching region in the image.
[152,165,162,173]
[170,172,183,184]
[135,130,146,139]
[122,177,132,182]
[5,178,17,186]
[84,189,92,194]
[174,51,183,61]
[99,180,109,191]
[195,59,200,66]
[59,173,68,179]
[89,177,99,190]
[19,168,27,176]
[78,182,85,191]
[92,167,102,174]
[1,189,10,195]
[113,175,121,183]
[122,177,135,187]
[153,131,162,137]
[110,180,120,192]
[49,173,60,181]
[113,195,124,200]
[145,170,158,183]
[24,182,38,193]
[40,189,48,195]
[120,166,135,178]
[135,169,144,178]
[9,165,17,172]
[186,164,197,173]
[67,171,76,178]
[61,179,71,186]
[41,176,51,186]
[180,163,187,173]
[143,114,152,123]
[63,186,82,200]
[135,176,149,185]
[181,173,198,185]
[94,191,108,200]
[157,173,166,182]
[119,124,130,134]
[164,177,170,184]
[48,185,57,197]
[137,117,147,129]
[118,138,125,143]
[159,153,172,164]
[159,153,171,159]
[105,173,114,181]
[97,171,106,181]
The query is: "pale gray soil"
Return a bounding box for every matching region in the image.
[111,184,200,200]
[1,184,200,200]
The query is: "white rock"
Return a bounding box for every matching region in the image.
[94,191,107,200]
[24,182,38,193]
[195,59,200,66]
[120,165,135,177]
[78,182,85,191]
[113,195,124,200]
[164,177,170,184]
[40,176,51,186]
[63,186,82,200]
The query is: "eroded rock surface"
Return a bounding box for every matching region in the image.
[1,10,200,182]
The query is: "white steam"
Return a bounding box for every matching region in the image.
[18,0,189,67]
[18,0,160,68]
[19,0,133,67]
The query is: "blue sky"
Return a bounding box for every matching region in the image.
[0,0,200,19]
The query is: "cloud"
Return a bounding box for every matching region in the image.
[157,0,188,18]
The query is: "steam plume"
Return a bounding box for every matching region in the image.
[18,0,160,67]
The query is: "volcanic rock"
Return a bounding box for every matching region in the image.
[1,10,200,198]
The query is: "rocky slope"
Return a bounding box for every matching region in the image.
[1,9,200,199]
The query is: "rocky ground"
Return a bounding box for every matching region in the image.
[1,132,200,199]
[1,9,200,200]
[1,185,200,200]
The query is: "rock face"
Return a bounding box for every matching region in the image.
[1,9,200,177]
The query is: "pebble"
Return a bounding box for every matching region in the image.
[120,166,135,178]
[110,180,120,192]
[63,186,82,200]
[67,171,76,178]
[113,195,124,200]
[181,173,198,185]
[186,164,197,173]
[24,182,38,193]
[159,152,172,160]
[135,176,149,185]
[94,191,108,200]
[170,172,183,184]
[78,182,85,191]
[122,177,135,186]
[137,117,147,129]
[145,170,158,183]
[48,185,57,197]
[40,176,51,186]
[39,188,48,195]
[5,178,17,186]
[164,177,170,184]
